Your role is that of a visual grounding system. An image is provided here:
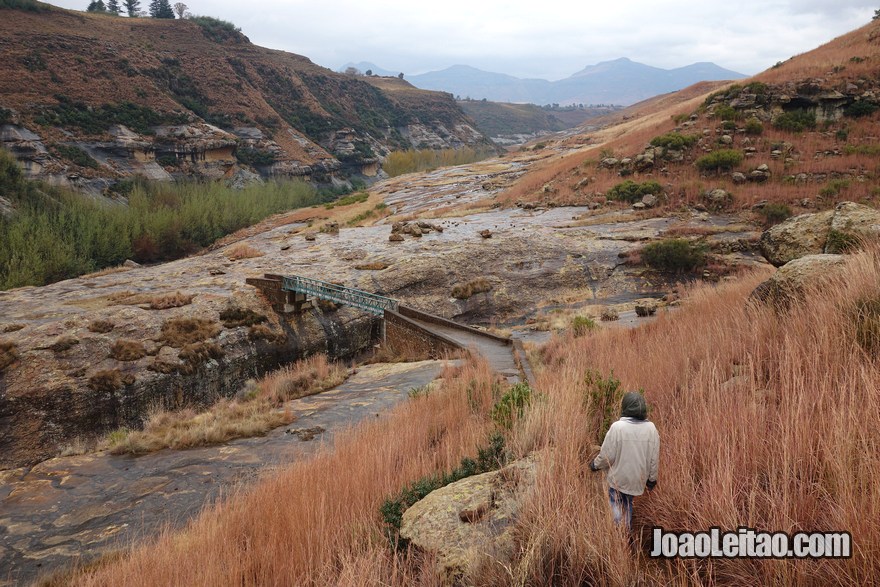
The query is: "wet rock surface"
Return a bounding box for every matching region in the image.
[0,360,448,586]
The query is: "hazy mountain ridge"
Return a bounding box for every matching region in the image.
[405,58,746,106]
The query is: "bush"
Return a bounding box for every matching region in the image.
[0,0,46,11]
[189,16,244,43]
[36,96,185,136]
[712,105,738,121]
[53,144,99,169]
[451,278,492,300]
[178,342,224,373]
[0,108,12,125]
[160,318,221,347]
[110,339,147,362]
[744,118,764,135]
[843,101,879,118]
[583,370,624,444]
[220,307,267,328]
[606,180,663,203]
[819,179,850,197]
[649,132,699,151]
[695,149,743,172]
[88,320,115,333]
[571,315,597,337]
[491,383,532,429]
[826,229,861,254]
[757,203,792,226]
[774,109,816,132]
[235,146,276,167]
[641,239,708,272]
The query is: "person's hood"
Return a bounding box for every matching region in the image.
[620,392,647,420]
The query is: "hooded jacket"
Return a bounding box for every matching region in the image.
[592,392,659,496]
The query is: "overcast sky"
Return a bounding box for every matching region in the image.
[47,0,877,79]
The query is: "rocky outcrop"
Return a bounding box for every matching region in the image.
[400,456,539,584]
[750,254,847,306]
[759,202,880,266]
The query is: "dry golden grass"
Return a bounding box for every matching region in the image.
[225,243,264,261]
[109,339,147,362]
[81,265,132,279]
[104,354,348,456]
[451,277,493,300]
[147,291,194,310]
[0,340,18,372]
[160,318,221,348]
[354,261,390,270]
[75,357,498,586]
[502,249,880,585]
[87,320,115,334]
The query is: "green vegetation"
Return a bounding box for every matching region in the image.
[844,144,880,156]
[491,383,532,430]
[583,370,624,444]
[649,132,699,151]
[382,147,494,177]
[189,16,243,43]
[324,191,368,209]
[35,96,186,135]
[571,315,597,337]
[0,150,324,289]
[695,149,743,172]
[606,179,663,203]
[234,146,276,167]
[819,179,851,197]
[745,118,764,135]
[0,0,46,11]
[757,203,792,226]
[844,101,879,118]
[0,108,12,125]
[641,238,708,272]
[773,109,816,132]
[826,229,861,254]
[712,104,738,121]
[379,432,506,548]
[53,144,99,169]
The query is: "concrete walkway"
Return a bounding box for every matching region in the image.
[405,317,521,383]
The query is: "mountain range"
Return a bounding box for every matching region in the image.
[345,59,746,106]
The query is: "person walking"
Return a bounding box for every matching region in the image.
[590,392,659,530]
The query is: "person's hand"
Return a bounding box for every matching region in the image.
[646,479,657,492]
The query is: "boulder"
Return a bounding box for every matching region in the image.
[641,194,658,208]
[400,457,539,585]
[731,172,747,184]
[389,233,405,242]
[750,254,847,306]
[759,202,880,266]
[632,202,646,210]
[479,229,492,239]
[703,188,732,210]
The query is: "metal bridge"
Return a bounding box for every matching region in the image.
[280,275,399,316]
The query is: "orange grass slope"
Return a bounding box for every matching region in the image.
[499,18,880,210]
[71,358,500,587]
[510,250,880,585]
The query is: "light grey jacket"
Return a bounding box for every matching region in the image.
[592,417,659,496]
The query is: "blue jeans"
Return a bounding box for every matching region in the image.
[608,487,634,530]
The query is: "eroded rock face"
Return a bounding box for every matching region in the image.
[749,254,847,306]
[759,202,880,267]
[400,456,539,585]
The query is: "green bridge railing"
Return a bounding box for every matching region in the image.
[282,275,399,316]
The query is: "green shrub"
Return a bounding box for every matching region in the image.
[0,0,46,11]
[819,179,850,197]
[189,16,244,43]
[774,109,816,132]
[695,149,744,172]
[826,229,861,254]
[844,144,880,156]
[650,132,699,151]
[380,432,506,548]
[234,146,276,167]
[713,105,738,121]
[324,191,368,209]
[745,118,764,135]
[571,315,597,337]
[36,96,185,135]
[0,108,12,125]
[757,203,792,226]
[844,101,879,118]
[583,370,624,444]
[744,82,769,95]
[606,180,663,203]
[641,239,708,272]
[53,144,99,169]
[491,383,532,429]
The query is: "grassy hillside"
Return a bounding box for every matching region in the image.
[499,21,880,219]
[0,2,489,175]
